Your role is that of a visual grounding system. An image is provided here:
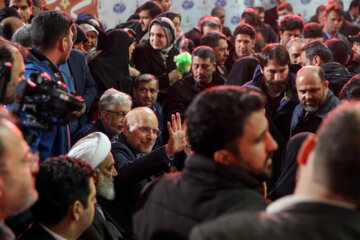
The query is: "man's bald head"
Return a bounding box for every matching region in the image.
[296,66,328,113]
[123,107,159,153]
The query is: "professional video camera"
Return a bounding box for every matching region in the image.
[12,71,84,134]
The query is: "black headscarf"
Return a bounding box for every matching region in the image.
[89,29,135,97]
[226,56,259,86]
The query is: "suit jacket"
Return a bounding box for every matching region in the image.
[190,201,360,240]
[71,119,113,146]
[59,49,97,135]
[344,11,354,22]
[340,19,360,37]
[80,205,128,240]
[18,222,55,240]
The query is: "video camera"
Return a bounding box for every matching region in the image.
[12,71,84,134]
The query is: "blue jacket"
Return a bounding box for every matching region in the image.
[23,49,69,161]
[245,66,299,140]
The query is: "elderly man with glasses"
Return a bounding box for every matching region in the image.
[97,107,186,237]
[72,88,132,145]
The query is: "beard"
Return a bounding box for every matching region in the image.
[300,90,325,113]
[96,172,115,200]
[256,153,273,182]
[265,79,288,95]
[262,75,289,96]
[301,102,320,113]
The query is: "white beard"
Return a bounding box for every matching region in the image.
[97,172,115,200]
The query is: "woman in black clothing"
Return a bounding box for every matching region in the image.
[132,17,183,96]
[89,29,136,98]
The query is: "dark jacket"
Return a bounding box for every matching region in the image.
[340,19,360,37]
[245,66,299,140]
[320,62,354,97]
[133,154,268,240]
[80,205,128,240]
[268,133,311,201]
[227,56,259,86]
[189,202,360,240]
[89,29,135,98]
[322,30,352,55]
[132,41,180,91]
[264,6,279,33]
[71,119,114,145]
[163,75,224,123]
[348,58,360,74]
[59,49,97,135]
[18,222,55,240]
[290,90,340,137]
[344,11,354,23]
[102,133,171,237]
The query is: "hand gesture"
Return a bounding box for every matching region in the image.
[165,112,186,156]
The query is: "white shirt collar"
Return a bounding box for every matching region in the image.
[40,224,67,240]
[266,195,356,214]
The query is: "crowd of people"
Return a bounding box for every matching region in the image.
[0,0,360,239]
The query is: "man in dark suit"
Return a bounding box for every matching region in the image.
[18,156,96,240]
[190,101,360,240]
[68,132,128,240]
[59,48,97,136]
[106,107,186,237]
[326,0,360,37]
[344,0,360,24]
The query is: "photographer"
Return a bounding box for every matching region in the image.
[23,10,75,161]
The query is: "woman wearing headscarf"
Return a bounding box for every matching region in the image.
[226,56,259,86]
[132,17,182,98]
[89,29,136,98]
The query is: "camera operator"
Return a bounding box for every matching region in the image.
[24,10,75,161]
[0,37,26,105]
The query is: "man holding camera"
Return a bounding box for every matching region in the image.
[24,10,75,161]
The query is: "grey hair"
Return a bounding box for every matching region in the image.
[286,37,307,50]
[98,88,132,117]
[12,24,32,48]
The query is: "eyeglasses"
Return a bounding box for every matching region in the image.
[105,110,128,117]
[139,126,161,137]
